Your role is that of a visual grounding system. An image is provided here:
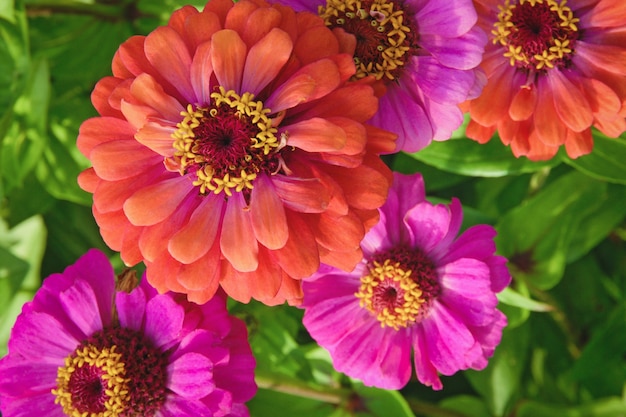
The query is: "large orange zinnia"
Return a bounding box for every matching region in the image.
[77,0,395,305]
[467,0,626,160]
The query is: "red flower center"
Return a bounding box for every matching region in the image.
[492,0,579,71]
[356,246,440,329]
[53,326,169,417]
[319,0,419,81]
[171,86,284,196]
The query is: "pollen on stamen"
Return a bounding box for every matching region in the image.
[169,86,282,197]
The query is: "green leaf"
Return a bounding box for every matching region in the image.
[408,137,559,177]
[353,383,415,417]
[438,396,491,417]
[497,287,553,312]
[570,303,626,397]
[248,387,344,417]
[516,398,626,417]
[465,322,530,417]
[563,133,626,185]
[0,215,47,357]
[0,0,14,22]
[496,170,605,290]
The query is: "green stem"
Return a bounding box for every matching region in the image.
[255,371,350,404]
[25,0,135,21]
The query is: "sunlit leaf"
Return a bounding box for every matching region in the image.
[563,133,626,185]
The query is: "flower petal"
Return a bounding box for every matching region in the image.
[220,192,259,272]
[211,29,247,92]
[250,174,288,250]
[548,70,593,132]
[242,28,293,94]
[167,352,215,398]
[144,295,185,350]
[124,175,193,226]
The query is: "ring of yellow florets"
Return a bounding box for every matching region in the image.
[355,259,427,330]
[319,0,414,81]
[53,345,130,417]
[492,0,579,71]
[171,86,280,196]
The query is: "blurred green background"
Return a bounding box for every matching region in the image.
[1,1,625,416]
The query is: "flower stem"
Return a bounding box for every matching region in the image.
[255,371,350,404]
[25,0,138,21]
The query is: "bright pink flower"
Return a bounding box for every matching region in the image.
[301,173,511,390]
[0,249,256,416]
[268,0,488,152]
[77,0,395,305]
[467,0,626,160]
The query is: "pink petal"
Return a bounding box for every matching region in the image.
[404,201,452,254]
[220,192,259,272]
[115,287,147,332]
[123,175,193,226]
[10,312,79,363]
[250,174,288,250]
[412,326,443,390]
[143,295,184,350]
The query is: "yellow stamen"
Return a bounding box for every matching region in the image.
[52,345,130,417]
[355,259,427,330]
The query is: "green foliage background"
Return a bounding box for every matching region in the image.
[1,0,625,416]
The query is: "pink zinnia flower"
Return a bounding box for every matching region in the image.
[268,0,488,152]
[301,173,511,390]
[467,0,626,160]
[0,249,256,416]
[77,0,395,305]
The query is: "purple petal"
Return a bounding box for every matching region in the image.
[413,0,477,37]
[9,312,78,363]
[1,391,64,417]
[439,258,497,326]
[419,26,487,70]
[428,97,466,141]
[167,352,215,398]
[469,311,507,359]
[421,303,481,375]
[410,56,478,104]
[159,395,214,416]
[59,279,105,338]
[143,295,185,350]
[411,326,443,390]
[404,201,452,254]
[371,77,434,153]
[0,360,57,397]
[116,285,147,332]
[378,172,427,245]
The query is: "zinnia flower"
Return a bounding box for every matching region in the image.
[466,0,626,160]
[0,249,256,416]
[268,0,488,152]
[300,173,511,390]
[77,0,395,305]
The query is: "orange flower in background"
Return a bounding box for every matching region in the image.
[77,0,395,305]
[466,0,626,160]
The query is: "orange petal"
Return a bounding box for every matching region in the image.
[265,59,341,112]
[250,174,288,250]
[318,245,364,272]
[211,29,247,92]
[114,36,151,78]
[220,192,259,272]
[242,28,293,94]
[533,78,567,146]
[124,175,193,226]
[313,212,364,252]
[190,42,215,104]
[264,274,303,307]
[285,117,347,152]
[166,5,199,38]
[145,253,183,294]
[93,164,165,213]
[185,11,221,49]
[130,73,184,121]
[548,71,593,132]
[144,26,195,102]
[576,42,626,76]
[509,85,536,121]
[92,77,125,118]
[241,7,283,47]
[202,0,234,26]
[365,125,398,154]
[526,128,560,161]
[135,122,176,156]
[272,175,330,213]
[294,24,339,65]
[594,114,626,137]
[466,119,496,144]
[77,117,135,157]
[583,0,626,27]
[91,140,161,181]
[219,250,281,303]
[224,0,259,34]
[169,195,225,264]
[324,116,367,155]
[273,210,320,278]
[297,83,377,122]
[78,168,98,193]
[582,78,621,117]
[178,240,222,296]
[564,129,594,159]
[469,64,516,127]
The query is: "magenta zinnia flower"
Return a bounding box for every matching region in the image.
[269,0,487,152]
[0,249,256,416]
[77,0,395,305]
[301,173,511,390]
[467,0,626,160]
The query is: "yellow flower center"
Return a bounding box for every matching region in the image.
[356,259,428,330]
[171,86,283,196]
[319,0,417,81]
[53,345,130,417]
[492,0,579,71]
